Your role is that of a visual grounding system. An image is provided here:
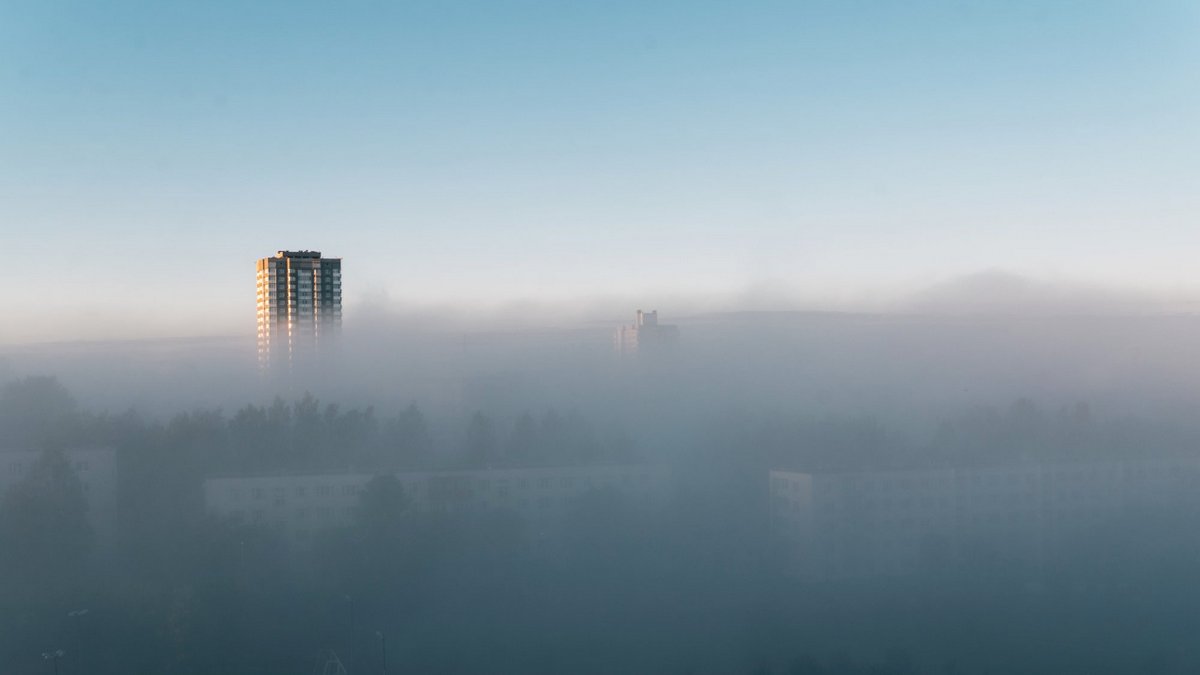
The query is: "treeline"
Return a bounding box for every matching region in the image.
[0,375,635,475]
[700,397,1200,475]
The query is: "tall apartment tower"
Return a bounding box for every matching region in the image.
[256,250,342,371]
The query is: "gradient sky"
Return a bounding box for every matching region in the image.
[2,0,1198,343]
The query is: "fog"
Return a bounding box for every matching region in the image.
[7,0,1200,667]
[9,274,1200,427]
[5,276,1200,674]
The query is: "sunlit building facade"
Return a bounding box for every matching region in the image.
[256,250,342,371]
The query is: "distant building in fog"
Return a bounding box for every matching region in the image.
[205,464,670,548]
[256,250,342,372]
[0,448,117,551]
[771,458,1200,579]
[614,310,678,356]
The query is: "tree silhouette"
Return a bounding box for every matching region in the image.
[0,449,92,584]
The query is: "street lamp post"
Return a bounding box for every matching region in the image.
[41,649,65,675]
[67,609,88,675]
[375,630,388,675]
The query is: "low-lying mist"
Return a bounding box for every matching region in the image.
[5,278,1200,674]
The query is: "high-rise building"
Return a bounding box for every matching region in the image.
[256,250,342,371]
[614,309,678,356]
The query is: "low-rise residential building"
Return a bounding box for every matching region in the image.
[771,457,1200,579]
[205,464,670,547]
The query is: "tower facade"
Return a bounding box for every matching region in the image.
[256,250,342,371]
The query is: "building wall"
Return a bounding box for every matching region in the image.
[205,464,670,548]
[613,309,678,356]
[257,250,342,371]
[770,458,1200,579]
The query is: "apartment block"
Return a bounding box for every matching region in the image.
[205,464,670,547]
[771,458,1200,579]
[256,250,342,371]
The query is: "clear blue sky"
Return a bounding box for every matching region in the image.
[1,1,1197,342]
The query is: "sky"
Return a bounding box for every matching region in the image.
[1,0,1198,343]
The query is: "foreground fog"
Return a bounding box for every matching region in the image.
[5,295,1200,674]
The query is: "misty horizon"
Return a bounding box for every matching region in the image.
[6,268,1200,347]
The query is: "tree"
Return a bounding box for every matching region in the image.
[317,475,412,597]
[505,412,538,463]
[464,412,496,466]
[294,392,322,448]
[0,449,92,584]
[386,404,433,466]
[357,474,410,537]
[0,376,79,449]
